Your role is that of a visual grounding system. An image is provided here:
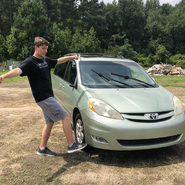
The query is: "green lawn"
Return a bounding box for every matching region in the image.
[153,75,185,88]
[1,69,185,87]
[0,70,27,83]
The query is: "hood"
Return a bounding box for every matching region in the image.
[86,87,174,113]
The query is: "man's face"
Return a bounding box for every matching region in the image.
[35,44,48,58]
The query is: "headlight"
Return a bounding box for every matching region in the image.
[173,96,184,116]
[89,98,123,120]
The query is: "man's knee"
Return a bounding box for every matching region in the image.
[46,121,54,127]
[63,114,70,122]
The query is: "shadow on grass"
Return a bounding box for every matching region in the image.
[46,141,185,182]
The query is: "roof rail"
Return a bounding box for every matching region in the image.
[64,53,78,57]
[64,53,124,59]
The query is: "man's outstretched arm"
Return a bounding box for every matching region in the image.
[0,68,22,84]
[57,55,78,65]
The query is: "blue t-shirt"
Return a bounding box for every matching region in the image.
[19,56,57,102]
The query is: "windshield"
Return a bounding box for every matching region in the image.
[80,60,158,88]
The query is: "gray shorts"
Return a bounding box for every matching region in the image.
[37,97,68,124]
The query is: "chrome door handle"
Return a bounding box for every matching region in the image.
[59,83,64,88]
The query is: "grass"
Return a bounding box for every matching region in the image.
[1,69,185,87]
[153,75,185,88]
[0,70,27,83]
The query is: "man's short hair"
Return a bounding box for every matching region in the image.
[34,37,49,47]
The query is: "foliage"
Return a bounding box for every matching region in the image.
[0,0,23,36]
[117,0,145,50]
[137,57,150,67]
[170,54,185,68]
[169,0,185,54]
[155,45,171,63]
[70,27,101,53]
[0,34,6,62]
[105,45,121,55]
[146,3,173,54]
[1,0,185,68]
[49,24,72,58]
[170,54,185,63]
[176,60,185,69]
[6,0,50,60]
[6,27,19,60]
[118,39,138,61]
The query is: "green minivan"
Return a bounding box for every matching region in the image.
[52,53,185,151]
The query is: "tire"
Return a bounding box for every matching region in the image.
[74,113,93,151]
[74,113,85,144]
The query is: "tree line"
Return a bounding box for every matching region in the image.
[1,0,185,68]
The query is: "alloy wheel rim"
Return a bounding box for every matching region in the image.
[76,119,84,143]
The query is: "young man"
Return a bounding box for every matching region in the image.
[0,37,87,156]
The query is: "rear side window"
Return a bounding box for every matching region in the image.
[53,62,68,78]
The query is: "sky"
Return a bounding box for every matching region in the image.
[102,0,181,6]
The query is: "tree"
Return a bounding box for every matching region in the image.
[6,27,19,59]
[104,1,120,48]
[1,0,185,62]
[155,45,171,63]
[0,0,23,36]
[117,0,145,51]
[0,34,6,62]
[146,3,173,54]
[105,45,121,55]
[169,0,185,54]
[7,0,50,60]
[48,24,72,58]
[118,39,138,60]
[41,0,62,24]
[70,27,101,53]
[78,0,106,48]
[145,0,160,14]
[59,0,79,32]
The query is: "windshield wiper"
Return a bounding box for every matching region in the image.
[111,73,155,88]
[91,69,109,82]
[92,70,134,88]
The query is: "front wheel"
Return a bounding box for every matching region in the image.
[74,113,85,144]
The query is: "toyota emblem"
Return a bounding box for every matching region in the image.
[149,113,158,120]
[145,113,158,120]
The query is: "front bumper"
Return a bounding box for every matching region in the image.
[81,109,185,151]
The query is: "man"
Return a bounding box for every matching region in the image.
[0,37,87,156]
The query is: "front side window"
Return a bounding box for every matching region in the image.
[65,60,77,84]
[54,62,68,79]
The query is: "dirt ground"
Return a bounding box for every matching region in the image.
[1,81,185,185]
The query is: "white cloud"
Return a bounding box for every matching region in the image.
[101,0,181,6]
[145,0,180,6]
[101,0,116,4]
